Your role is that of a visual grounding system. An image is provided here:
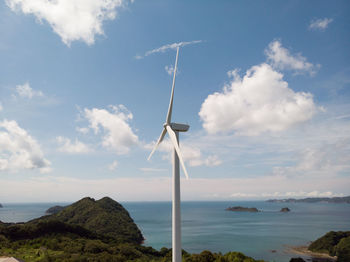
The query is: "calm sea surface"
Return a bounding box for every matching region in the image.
[1,201,349,262]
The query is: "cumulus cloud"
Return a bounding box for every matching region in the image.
[56,136,91,154]
[6,0,128,46]
[199,63,318,135]
[265,40,319,75]
[108,160,118,171]
[0,119,51,173]
[76,127,89,134]
[15,82,43,99]
[135,40,202,59]
[165,65,175,76]
[309,18,333,31]
[83,105,138,155]
[274,138,350,177]
[146,139,222,167]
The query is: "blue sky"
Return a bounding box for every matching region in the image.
[0,0,349,202]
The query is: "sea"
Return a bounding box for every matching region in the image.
[1,201,349,262]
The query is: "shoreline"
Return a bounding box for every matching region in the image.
[286,245,336,261]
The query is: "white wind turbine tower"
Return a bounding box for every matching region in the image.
[148,46,189,262]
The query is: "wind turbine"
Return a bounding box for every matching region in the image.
[148,46,189,262]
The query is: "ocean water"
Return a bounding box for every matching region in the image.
[1,201,350,262]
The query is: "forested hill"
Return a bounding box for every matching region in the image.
[266,196,350,203]
[0,196,266,261]
[37,196,144,244]
[308,231,350,262]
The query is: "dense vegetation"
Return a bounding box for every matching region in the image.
[225,207,259,212]
[0,197,265,262]
[45,206,65,215]
[279,208,290,212]
[308,231,350,262]
[36,197,144,244]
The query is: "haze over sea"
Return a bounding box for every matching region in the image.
[1,201,349,262]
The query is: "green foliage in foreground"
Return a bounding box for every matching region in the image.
[0,235,264,262]
[308,231,350,261]
[336,236,350,262]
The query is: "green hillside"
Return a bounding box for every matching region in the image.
[49,197,144,244]
[308,231,350,262]
[0,196,266,262]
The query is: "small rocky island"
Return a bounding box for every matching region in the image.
[226,206,259,212]
[280,207,290,212]
[45,205,65,214]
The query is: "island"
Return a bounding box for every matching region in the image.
[266,196,350,204]
[45,205,65,214]
[0,203,2,208]
[0,197,265,262]
[280,207,290,212]
[226,206,259,212]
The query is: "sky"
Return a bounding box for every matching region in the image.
[0,0,349,202]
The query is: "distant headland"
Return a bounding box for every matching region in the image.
[266,196,350,204]
[0,203,2,208]
[45,205,65,214]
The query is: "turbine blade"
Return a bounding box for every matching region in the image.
[148,128,167,161]
[166,125,189,180]
[165,47,180,124]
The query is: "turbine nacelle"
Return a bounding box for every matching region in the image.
[164,122,190,132]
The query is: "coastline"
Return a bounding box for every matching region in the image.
[287,245,336,261]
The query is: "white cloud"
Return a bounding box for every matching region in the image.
[15,82,43,99]
[265,40,319,75]
[139,167,167,172]
[182,147,222,167]
[56,136,92,154]
[262,191,342,198]
[165,65,175,76]
[83,105,138,154]
[108,160,118,171]
[6,0,128,46]
[76,127,89,134]
[0,102,3,111]
[0,175,348,202]
[230,192,257,198]
[0,119,51,173]
[309,18,333,31]
[199,63,318,135]
[136,40,202,59]
[273,138,350,177]
[146,139,222,167]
